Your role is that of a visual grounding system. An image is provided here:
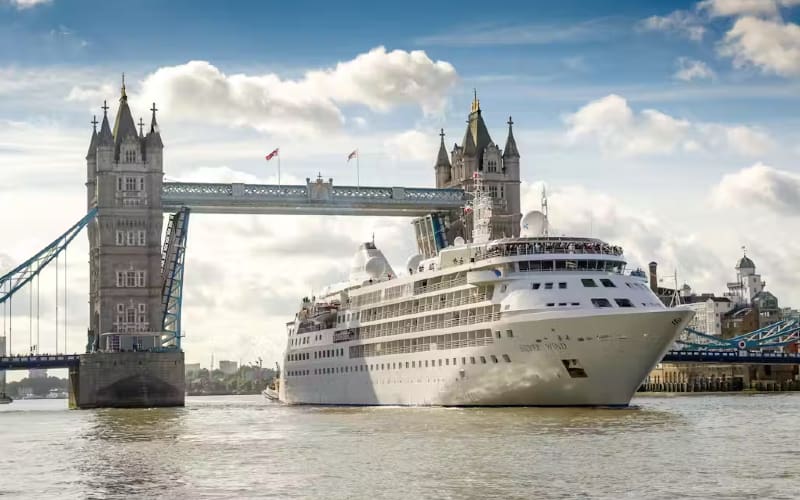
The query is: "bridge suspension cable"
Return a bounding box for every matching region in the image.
[0,209,96,355]
[0,208,96,305]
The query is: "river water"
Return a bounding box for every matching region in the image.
[0,394,797,499]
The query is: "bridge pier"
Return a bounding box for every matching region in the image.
[69,352,184,409]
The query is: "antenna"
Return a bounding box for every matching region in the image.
[660,270,682,307]
[541,185,549,237]
[672,270,681,307]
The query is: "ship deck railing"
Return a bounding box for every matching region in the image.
[413,277,468,295]
[473,242,624,262]
[345,311,501,342]
[360,292,490,321]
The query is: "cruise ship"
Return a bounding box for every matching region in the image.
[278,176,694,407]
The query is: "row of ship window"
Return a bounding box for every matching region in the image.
[286,354,513,377]
[350,328,504,358]
[529,277,617,290]
[539,298,635,308]
[290,333,328,347]
[287,347,345,362]
[517,260,624,273]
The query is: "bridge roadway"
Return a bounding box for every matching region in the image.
[0,354,80,370]
[662,350,800,364]
[161,180,466,216]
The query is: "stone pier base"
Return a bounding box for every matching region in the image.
[69,351,185,409]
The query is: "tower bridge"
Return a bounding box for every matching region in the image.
[1,79,481,409]
[2,80,796,408]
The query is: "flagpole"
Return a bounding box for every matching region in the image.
[278,151,281,187]
[357,149,360,188]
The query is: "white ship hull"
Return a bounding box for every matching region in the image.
[279,308,692,407]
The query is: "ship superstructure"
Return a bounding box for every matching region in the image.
[277,177,693,406]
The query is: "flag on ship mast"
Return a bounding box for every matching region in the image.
[265,148,281,186]
[347,149,360,187]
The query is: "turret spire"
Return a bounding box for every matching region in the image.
[145,102,163,149]
[97,101,114,147]
[503,115,520,159]
[112,76,138,160]
[435,128,450,167]
[138,117,144,137]
[471,88,480,113]
[149,102,158,132]
[86,115,99,158]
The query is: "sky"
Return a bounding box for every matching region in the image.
[0,0,799,374]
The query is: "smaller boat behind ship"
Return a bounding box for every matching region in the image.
[262,363,281,401]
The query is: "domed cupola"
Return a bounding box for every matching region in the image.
[736,255,755,271]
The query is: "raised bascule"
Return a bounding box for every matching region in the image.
[0,81,796,408]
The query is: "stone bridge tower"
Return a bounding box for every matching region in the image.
[78,78,183,409]
[86,78,164,352]
[434,93,521,240]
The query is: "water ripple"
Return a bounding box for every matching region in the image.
[0,394,798,499]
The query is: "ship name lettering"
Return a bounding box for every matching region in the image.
[520,344,541,352]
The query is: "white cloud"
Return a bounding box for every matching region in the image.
[674,57,716,81]
[383,130,438,162]
[718,16,800,76]
[564,94,772,157]
[639,10,707,41]
[415,19,618,47]
[5,0,51,9]
[133,47,457,136]
[698,0,800,18]
[66,84,114,104]
[711,163,800,215]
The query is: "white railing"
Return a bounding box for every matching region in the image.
[357,311,500,341]
[414,277,468,295]
[474,242,624,262]
[361,293,489,322]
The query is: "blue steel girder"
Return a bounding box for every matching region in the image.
[0,208,97,305]
[161,181,466,216]
[160,207,190,350]
[675,319,800,351]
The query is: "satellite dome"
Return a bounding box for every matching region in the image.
[454,236,466,246]
[520,211,547,237]
[405,254,423,273]
[349,242,395,283]
[364,256,385,278]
